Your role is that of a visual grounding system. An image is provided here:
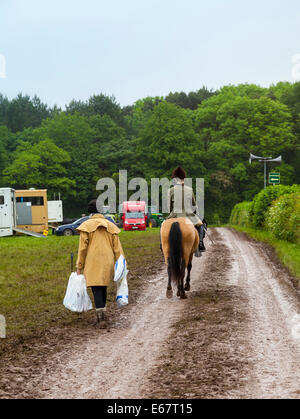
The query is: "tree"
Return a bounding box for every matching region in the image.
[4,94,54,132]
[124,96,163,138]
[0,130,8,184]
[136,101,204,180]
[3,139,75,197]
[194,85,297,220]
[166,86,215,110]
[66,93,125,127]
[0,94,9,126]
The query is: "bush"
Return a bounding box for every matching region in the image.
[251,184,300,227]
[265,193,300,243]
[230,201,253,227]
[211,213,221,225]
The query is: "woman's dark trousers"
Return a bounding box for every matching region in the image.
[91,286,107,308]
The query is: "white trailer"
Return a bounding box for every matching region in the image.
[0,188,16,237]
[0,188,46,238]
[48,200,63,223]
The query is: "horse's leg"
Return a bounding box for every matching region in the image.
[176,267,181,296]
[180,268,187,299]
[166,258,173,298]
[184,261,192,291]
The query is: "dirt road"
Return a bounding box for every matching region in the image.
[2,227,300,398]
[218,228,300,398]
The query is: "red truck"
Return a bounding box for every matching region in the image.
[122,201,147,231]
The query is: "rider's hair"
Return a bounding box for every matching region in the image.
[171,167,186,179]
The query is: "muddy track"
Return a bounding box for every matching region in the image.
[219,228,300,398]
[1,227,300,399]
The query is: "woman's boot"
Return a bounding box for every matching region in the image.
[96,307,107,329]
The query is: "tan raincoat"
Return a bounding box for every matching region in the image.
[76,214,124,287]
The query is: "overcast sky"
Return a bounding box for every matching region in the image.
[0,0,300,108]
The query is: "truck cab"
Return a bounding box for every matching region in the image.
[122,201,147,231]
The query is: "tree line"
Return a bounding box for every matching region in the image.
[0,83,299,222]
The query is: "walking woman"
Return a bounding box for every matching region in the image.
[76,200,124,328]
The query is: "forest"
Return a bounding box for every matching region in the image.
[0,82,299,222]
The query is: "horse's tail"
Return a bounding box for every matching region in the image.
[168,222,185,286]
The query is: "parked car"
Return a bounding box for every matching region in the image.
[54,216,90,236]
[54,214,116,236]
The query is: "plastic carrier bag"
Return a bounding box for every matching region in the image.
[116,269,129,308]
[63,272,93,312]
[113,254,126,282]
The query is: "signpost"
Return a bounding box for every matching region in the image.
[249,154,282,189]
[269,172,280,185]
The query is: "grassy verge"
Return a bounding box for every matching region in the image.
[0,229,162,355]
[230,224,300,280]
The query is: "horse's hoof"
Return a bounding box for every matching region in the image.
[166,288,173,299]
[184,283,190,291]
[177,289,180,297]
[180,293,187,299]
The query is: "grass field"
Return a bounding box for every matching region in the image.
[0,229,162,355]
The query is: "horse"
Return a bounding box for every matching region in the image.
[160,217,199,299]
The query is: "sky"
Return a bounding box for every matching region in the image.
[0,0,300,108]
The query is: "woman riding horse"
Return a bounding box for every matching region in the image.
[160,167,206,299]
[166,167,205,252]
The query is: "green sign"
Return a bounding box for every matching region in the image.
[269,172,280,184]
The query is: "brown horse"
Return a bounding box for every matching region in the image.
[160,217,199,299]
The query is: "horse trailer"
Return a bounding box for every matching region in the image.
[15,189,48,234]
[0,188,65,238]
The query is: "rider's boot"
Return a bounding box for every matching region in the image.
[196,225,206,252]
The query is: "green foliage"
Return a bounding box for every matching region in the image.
[265,193,300,243]
[3,139,75,197]
[229,201,253,227]
[65,93,125,127]
[136,101,204,179]
[194,84,297,220]
[0,126,9,182]
[3,112,134,215]
[230,185,300,250]
[251,184,300,227]
[124,96,163,138]
[165,86,215,110]
[1,82,300,220]
[0,93,53,133]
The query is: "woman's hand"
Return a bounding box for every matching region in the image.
[76,268,81,275]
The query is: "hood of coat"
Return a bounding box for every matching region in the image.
[76,214,120,235]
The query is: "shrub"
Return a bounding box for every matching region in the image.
[230,201,253,227]
[251,184,300,227]
[265,193,300,243]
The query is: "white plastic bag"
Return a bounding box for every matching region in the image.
[113,255,126,282]
[116,268,129,308]
[63,272,93,312]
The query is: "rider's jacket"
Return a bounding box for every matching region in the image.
[166,182,202,226]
